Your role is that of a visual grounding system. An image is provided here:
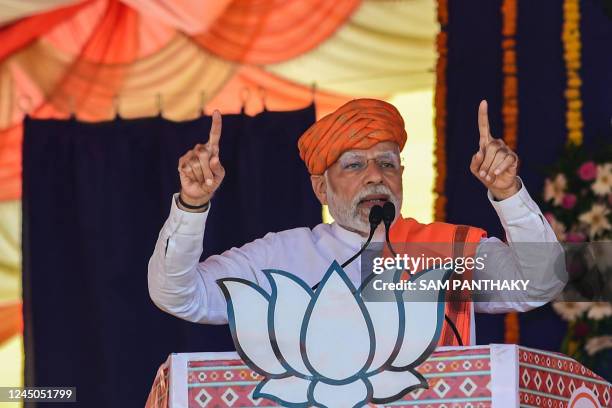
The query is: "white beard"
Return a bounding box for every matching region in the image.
[325,175,401,236]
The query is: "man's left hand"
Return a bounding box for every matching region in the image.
[470,100,521,200]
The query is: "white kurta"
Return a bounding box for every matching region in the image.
[147,182,565,345]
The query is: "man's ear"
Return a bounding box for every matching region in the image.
[310,174,328,205]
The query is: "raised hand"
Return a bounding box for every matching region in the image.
[177,110,225,209]
[470,100,521,200]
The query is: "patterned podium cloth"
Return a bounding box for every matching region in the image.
[146,345,611,407]
[518,347,610,407]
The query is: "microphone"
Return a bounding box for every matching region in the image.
[379,201,463,346]
[312,205,383,290]
[382,201,397,256]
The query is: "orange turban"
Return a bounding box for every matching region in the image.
[298,98,407,175]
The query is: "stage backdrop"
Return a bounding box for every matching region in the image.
[441,0,612,350]
[442,0,568,351]
[21,106,322,407]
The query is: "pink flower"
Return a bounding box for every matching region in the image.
[561,193,577,209]
[578,161,597,181]
[565,232,586,242]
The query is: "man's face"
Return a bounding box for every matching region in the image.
[311,141,404,235]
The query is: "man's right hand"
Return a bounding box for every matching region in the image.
[177,110,225,210]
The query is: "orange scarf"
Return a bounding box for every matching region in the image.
[389,217,486,346]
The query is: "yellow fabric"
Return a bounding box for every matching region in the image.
[0,334,23,408]
[6,35,236,123]
[265,0,437,95]
[390,91,436,223]
[0,0,79,25]
[0,200,20,303]
[117,36,236,120]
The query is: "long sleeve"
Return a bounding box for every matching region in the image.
[147,194,275,324]
[474,180,566,313]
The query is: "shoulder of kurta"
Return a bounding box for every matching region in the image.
[258,225,320,246]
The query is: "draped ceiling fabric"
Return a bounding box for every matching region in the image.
[192,0,362,64]
[266,0,437,95]
[0,199,20,344]
[0,0,437,201]
[0,200,19,302]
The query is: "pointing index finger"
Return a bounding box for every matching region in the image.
[478,100,492,149]
[207,109,222,150]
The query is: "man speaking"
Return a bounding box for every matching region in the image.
[148,98,564,345]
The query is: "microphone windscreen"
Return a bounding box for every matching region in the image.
[369,205,383,226]
[382,201,395,225]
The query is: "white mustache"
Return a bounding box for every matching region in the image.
[352,185,396,209]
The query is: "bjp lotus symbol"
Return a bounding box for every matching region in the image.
[217,261,451,408]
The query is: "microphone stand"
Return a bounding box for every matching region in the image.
[341,205,383,269]
[311,205,383,290]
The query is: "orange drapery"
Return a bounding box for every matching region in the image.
[0,301,22,345]
[0,67,351,200]
[0,126,21,201]
[192,0,361,64]
[208,65,352,117]
[0,0,362,201]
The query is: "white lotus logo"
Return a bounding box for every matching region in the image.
[218,261,450,408]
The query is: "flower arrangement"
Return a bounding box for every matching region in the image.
[542,143,611,242]
[542,141,612,378]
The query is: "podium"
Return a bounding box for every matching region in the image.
[146,345,611,407]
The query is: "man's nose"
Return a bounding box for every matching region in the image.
[363,161,384,184]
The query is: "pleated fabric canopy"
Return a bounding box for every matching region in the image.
[0,0,437,200]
